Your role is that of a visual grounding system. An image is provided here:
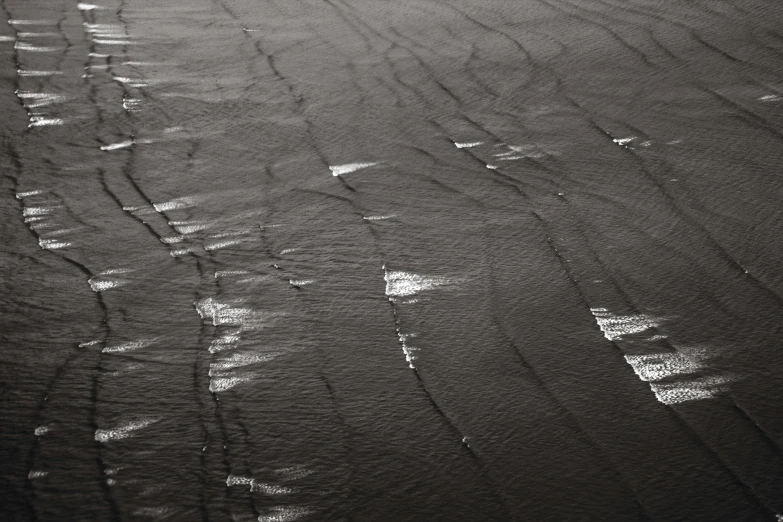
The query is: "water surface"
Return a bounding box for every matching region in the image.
[2,0,783,520]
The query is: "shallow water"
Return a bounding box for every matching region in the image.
[2,0,783,520]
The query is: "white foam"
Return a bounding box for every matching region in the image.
[329,162,378,176]
[39,238,70,249]
[18,70,62,76]
[589,308,666,341]
[28,471,48,479]
[649,375,734,405]
[15,42,59,52]
[16,93,55,100]
[122,205,153,214]
[28,220,55,230]
[153,196,202,212]
[289,279,314,286]
[215,270,249,278]
[20,202,51,212]
[8,20,56,26]
[29,117,64,128]
[613,137,635,146]
[257,506,313,522]
[83,23,123,33]
[169,220,209,234]
[384,270,449,297]
[16,92,67,108]
[16,190,43,199]
[101,139,134,151]
[113,76,147,88]
[625,346,711,382]
[93,39,134,45]
[194,297,282,328]
[226,474,253,487]
[204,238,246,251]
[363,214,396,220]
[208,332,241,353]
[17,32,59,38]
[760,94,782,102]
[252,482,295,495]
[102,338,157,353]
[77,3,102,10]
[0,36,15,42]
[280,248,297,255]
[95,417,160,442]
[100,268,133,275]
[88,276,128,292]
[28,99,67,109]
[170,246,198,257]
[227,475,295,495]
[209,374,253,393]
[454,141,483,148]
[397,331,418,368]
[209,229,253,239]
[210,351,279,372]
[160,236,185,244]
[123,97,141,111]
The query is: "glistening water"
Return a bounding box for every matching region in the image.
[2,0,783,520]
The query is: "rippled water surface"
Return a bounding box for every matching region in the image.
[2,0,783,520]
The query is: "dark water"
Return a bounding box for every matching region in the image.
[2,0,783,520]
